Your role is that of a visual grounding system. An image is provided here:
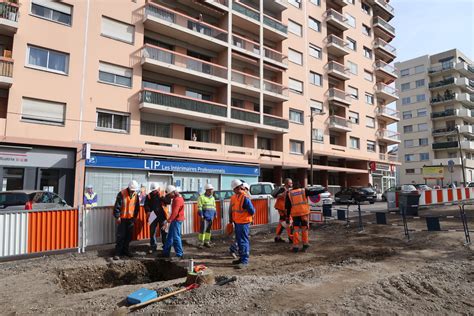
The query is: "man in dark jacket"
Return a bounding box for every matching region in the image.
[144,182,171,254]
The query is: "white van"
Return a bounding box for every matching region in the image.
[249,182,276,199]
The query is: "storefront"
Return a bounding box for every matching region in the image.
[369,161,396,196]
[0,145,76,204]
[85,154,259,206]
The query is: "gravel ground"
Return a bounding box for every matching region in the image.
[0,211,473,315]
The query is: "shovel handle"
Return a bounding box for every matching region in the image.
[129,286,190,311]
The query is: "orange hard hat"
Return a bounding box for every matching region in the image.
[225,223,234,236]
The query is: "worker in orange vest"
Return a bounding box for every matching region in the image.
[272,178,293,243]
[113,180,140,260]
[285,183,326,253]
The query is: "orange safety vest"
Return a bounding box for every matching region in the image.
[231,193,253,224]
[288,188,310,217]
[274,189,287,211]
[120,189,137,219]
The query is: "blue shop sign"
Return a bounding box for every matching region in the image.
[86,154,260,176]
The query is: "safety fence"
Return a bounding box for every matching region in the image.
[1,198,278,259]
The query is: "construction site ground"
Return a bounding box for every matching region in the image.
[0,206,473,315]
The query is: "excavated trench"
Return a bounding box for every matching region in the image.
[58,259,187,294]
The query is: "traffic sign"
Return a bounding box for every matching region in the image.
[447,160,455,173]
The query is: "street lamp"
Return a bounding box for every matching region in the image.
[309,110,326,186]
[455,126,467,186]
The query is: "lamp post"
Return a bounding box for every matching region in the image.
[310,110,326,186]
[455,126,467,186]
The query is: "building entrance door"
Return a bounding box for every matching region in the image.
[148,174,171,193]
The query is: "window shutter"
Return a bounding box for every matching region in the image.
[32,0,72,14]
[101,17,134,44]
[99,62,132,77]
[22,98,65,123]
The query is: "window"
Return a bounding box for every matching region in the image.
[310,0,320,5]
[362,24,371,36]
[361,2,371,15]
[417,108,427,117]
[402,97,411,105]
[225,132,243,147]
[309,44,322,59]
[290,140,304,154]
[406,169,415,174]
[99,62,132,87]
[401,82,411,91]
[349,111,359,124]
[141,121,170,137]
[345,14,356,27]
[400,69,410,77]
[289,78,303,94]
[404,140,414,147]
[365,93,374,105]
[367,140,376,152]
[364,70,373,81]
[415,79,425,88]
[143,81,171,92]
[348,86,358,99]
[416,94,426,102]
[404,125,413,133]
[288,48,303,65]
[289,109,304,124]
[308,17,321,32]
[288,20,302,36]
[420,153,429,161]
[96,110,129,132]
[448,152,457,158]
[418,123,428,131]
[21,97,65,125]
[363,46,373,59]
[257,137,272,150]
[288,0,302,8]
[405,154,415,162]
[366,116,375,128]
[350,137,360,149]
[415,65,425,74]
[186,89,211,101]
[101,16,135,44]
[403,111,412,119]
[312,128,324,142]
[347,37,357,51]
[27,45,69,74]
[309,71,322,86]
[310,99,323,113]
[31,0,72,26]
[419,138,429,146]
[348,61,358,75]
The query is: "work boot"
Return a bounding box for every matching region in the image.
[235,263,248,270]
[232,258,242,265]
[274,237,285,243]
[302,245,310,252]
[113,255,120,261]
[292,247,299,253]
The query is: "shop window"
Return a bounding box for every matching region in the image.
[2,168,24,191]
[40,169,60,194]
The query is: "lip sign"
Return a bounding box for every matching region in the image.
[144,160,161,169]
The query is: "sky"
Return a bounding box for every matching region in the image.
[391,0,474,62]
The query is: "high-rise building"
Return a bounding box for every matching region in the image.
[0,0,398,205]
[395,49,474,186]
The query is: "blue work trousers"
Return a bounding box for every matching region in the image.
[235,223,250,264]
[163,221,183,257]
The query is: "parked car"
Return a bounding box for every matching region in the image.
[382,186,401,201]
[468,182,474,188]
[249,182,276,199]
[180,191,199,202]
[0,190,70,211]
[335,187,376,204]
[414,184,432,191]
[307,185,333,208]
[213,190,233,200]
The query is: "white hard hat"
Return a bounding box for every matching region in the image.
[86,184,93,189]
[166,185,177,194]
[204,183,214,190]
[231,179,243,190]
[242,182,250,190]
[128,180,139,191]
[150,182,159,191]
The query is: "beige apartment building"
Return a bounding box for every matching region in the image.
[0,0,399,206]
[395,49,474,186]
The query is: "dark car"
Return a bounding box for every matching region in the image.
[180,191,199,202]
[382,186,401,201]
[213,190,233,200]
[0,190,70,210]
[335,187,376,204]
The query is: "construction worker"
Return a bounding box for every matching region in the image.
[229,182,250,258]
[162,185,185,259]
[229,179,255,269]
[83,184,98,208]
[272,178,293,243]
[197,183,216,248]
[285,183,326,253]
[144,183,171,254]
[113,180,140,260]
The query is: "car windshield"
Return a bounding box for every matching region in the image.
[360,187,374,192]
[0,193,29,209]
[181,192,198,201]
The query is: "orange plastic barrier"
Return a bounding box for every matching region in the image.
[27,209,78,253]
[251,199,269,225]
[192,201,223,233]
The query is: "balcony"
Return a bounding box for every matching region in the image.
[379,153,398,162]
[265,0,287,12]
[374,38,396,63]
[329,115,352,132]
[263,114,289,129]
[232,34,260,57]
[432,141,459,150]
[366,0,394,21]
[144,3,228,52]
[376,106,400,123]
[430,92,474,108]
[0,1,18,35]
[373,17,395,42]
[377,129,400,145]
[231,69,260,97]
[375,83,399,103]
[263,47,288,68]
[328,88,351,107]
[0,57,13,88]
[429,77,474,93]
[428,61,457,76]
[461,141,474,151]
[203,0,229,11]
[325,9,349,31]
[328,0,349,7]
[456,61,474,78]
[374,60,397,83]
[230,107,289,132]
[326,34,350,57]
[327,61,350,81]
[141,45,227,86]
[431,108,457,119]
[231,107,260,124]
[263,79,289,101]
[263,14,288,40]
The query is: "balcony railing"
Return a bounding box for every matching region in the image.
[328,88,350,102]
[263,14,287,34]
[232,1,259,21]
[374,0,394,15]
[377,129,400,141]
[376,83,398,96]
[0,1,18,22]
[374,38,396,55]
[231,107,260,123]
[263,114,289,129]
[375,60,397,77]
[431,108,457,118]
[428,61,454,74]
[264,47,287,65]
[430,91,456,104]
[432,141,459,150]
[379,153,398,162]
[327,61,347,74]
[377,106,399,118]
[232,34,260,55]
[432,127,457,135]
[327,34,348,48]
[374,16,395,34]
[145,3,228,42]
[329,115,352,128]
[325,8,347,24]
[140,88,228,117]
[263,79,288,97]
[0,57,13,77]
[429,77,455,89]
[231,69,260,89]
[142,44,228,79]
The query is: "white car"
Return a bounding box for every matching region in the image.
[307,185,334,210]
[249,182,276,199]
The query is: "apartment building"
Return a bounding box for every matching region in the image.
[0,0,398,206]
[395,49,474,186]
